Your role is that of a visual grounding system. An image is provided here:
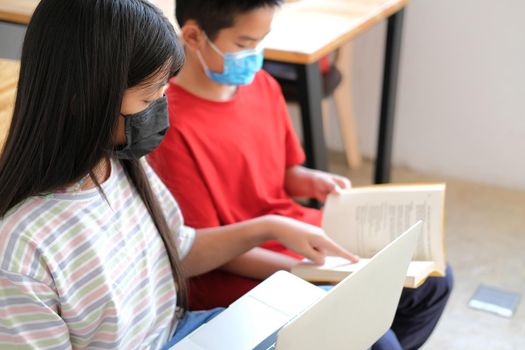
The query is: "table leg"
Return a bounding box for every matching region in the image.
[375,9,405,184]
[295,62,328,171]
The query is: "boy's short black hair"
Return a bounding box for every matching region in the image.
[176,0,283,40]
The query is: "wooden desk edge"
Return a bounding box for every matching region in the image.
[0,11,32,25]
[264,0,409,64]
[1,1,409,63]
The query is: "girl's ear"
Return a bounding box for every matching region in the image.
[180,20,206,52]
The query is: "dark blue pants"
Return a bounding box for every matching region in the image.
[373,264,454,350]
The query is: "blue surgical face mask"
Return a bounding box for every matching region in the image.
[196,39,264,86]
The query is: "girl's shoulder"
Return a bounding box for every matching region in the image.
[0,185,107,266]
[0,196,64,281]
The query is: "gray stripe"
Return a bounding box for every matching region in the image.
[154,272,174,291]
[0,319,65,334]
[87,339,123,350]
[0,296,57,310]
[119,274,152,312]
[128,304,154,335]
[47,339,73,350]
[49,189,101,201]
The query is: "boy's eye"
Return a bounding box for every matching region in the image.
[236,43,247,49]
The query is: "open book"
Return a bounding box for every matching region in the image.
[291,183,447,288]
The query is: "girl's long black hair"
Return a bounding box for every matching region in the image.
[0,0,188,312]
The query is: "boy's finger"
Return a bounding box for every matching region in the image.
[331,183,342,194]
[334,176,352,189]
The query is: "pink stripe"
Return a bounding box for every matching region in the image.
[3,304,52,314]
[152,264,172,282]
[155,286,177,308]
[0,276,52,293]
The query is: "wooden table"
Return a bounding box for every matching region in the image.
[0,0,407,183]
[0,59,19,148]
[264,0,408,183]
[0,0,36,24]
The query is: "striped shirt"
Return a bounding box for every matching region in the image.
[0,158,195,350]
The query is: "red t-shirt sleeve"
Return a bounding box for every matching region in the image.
[147,129,220,229]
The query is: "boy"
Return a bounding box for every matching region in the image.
[148,1,452,348]
[149,0,353,307]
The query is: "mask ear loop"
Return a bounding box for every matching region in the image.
[204,33,225,58]
[196,33,225,75]
[196,49,213,75]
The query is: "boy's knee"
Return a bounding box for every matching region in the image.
[399,263,454,312]
[371,329,403,350]
[430,263,454,304]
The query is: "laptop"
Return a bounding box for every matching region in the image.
[171,221,423,350]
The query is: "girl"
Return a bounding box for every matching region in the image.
[0,0,352,349]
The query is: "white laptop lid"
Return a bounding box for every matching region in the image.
[171,271,326,350]
[274,221,422,350]
[172,221,422,350]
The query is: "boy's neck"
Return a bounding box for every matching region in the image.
[175,49,238,102]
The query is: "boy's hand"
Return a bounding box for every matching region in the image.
[285,166,352,203]
[267,215,359,265]
[310,170,351,203]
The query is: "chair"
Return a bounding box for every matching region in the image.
[263,43,362,169]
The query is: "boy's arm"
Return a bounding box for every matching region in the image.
[284,165,352,203]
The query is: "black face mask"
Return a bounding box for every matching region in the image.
[115,96,169,160]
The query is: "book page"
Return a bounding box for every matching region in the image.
[322,184,445,271]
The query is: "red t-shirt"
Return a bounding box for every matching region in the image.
[148,70,321,309]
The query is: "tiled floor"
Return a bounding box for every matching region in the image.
[330,155,525,350]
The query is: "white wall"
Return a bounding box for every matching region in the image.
[332,0,525,190]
